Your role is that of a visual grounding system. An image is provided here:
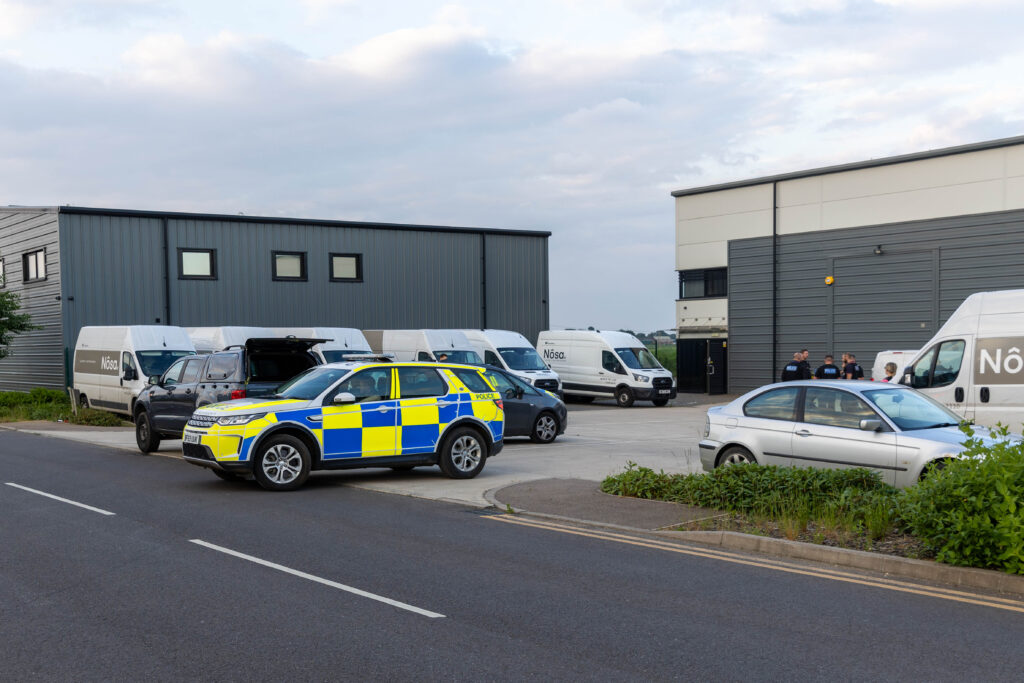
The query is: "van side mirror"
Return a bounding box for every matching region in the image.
[123,367,137,381]
[332,392,356,405]
[859,419,882,432]
[614,364,626,375]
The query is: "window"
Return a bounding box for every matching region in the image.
[22,249,46,282]
[162,358,188,385]
[122,352,137,379]
[910,340,965,389]
[334,368,391,402]
[678,268,727,299]
[204,354,237,381]
[330,253,362,282]
[273,251,307,281]
[181,358,204,384]
[484,350,501,366]
[910,346,937,389]
[803,388,877,429]
[743,387,799,421]
[452,368,492,393]
[483,370,517,397]
[178,248,217,280]
[602,351,625,374]
[397,367,447,398]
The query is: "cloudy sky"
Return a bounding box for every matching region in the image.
[2,0,1023,331]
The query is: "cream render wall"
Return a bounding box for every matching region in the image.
[674,140,1024,334]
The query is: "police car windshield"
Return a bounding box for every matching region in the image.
[863,389,962,431]
[275,367,351,400]
[438,350,483,365]
[320,349,373,363]
[498,347,547,371]
[136,350,194,378]
[614,347,662,370]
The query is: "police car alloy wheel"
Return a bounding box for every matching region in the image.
[439,427,486,479]
[253,435,310,491]
[530,413,558,444]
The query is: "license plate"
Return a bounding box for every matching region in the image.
[183,432,201,444]
[658,389,671,394]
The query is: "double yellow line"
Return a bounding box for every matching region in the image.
[486,514,1024,614]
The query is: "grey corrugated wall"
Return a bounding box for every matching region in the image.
[52,209,548,389]
[0,209,63,390]
[728,208,1024,393]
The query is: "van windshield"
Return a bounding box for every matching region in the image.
[615,347,663,370]
[137,350,194,378]
[498,347,547,371]
[321,349,373,363]
[436,350,483,365]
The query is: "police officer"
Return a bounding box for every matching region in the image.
[780,352,810,381]
[843,353,865,380]
[797,348,812,379]
[814,354,841,379]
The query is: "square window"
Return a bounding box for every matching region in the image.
[330,253,362,282]
[22,249,46,282]
[178,248,217,280]
[273,251,307,281]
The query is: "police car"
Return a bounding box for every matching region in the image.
[181,360,504,491]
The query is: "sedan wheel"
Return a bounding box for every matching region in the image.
[718,447,756,467]
[530,413,558,444]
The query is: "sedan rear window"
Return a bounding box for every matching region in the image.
[743,387,799,420]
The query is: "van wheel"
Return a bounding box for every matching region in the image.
[79,394,89,409]
[438,427,486,479]
[652,399,669,407]
[615,387,635,408]
[135,411,160,453]
[253,435,310,491]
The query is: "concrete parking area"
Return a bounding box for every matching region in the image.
[1,400,722,506]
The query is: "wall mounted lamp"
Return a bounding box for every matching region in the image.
[874,245,884,255]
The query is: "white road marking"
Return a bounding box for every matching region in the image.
[5,482,116,516]
[189,539,445,619]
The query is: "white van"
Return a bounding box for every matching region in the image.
[536,330,676,407]
[271,327,372,363]
[900,289,1024,427]
[363,329,483,365]
[871,349,918,381]
[186,326,277,354]
[461,329,561,394]
[73,325,195,415]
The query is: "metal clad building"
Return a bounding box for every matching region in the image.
[0,206,551,391]
[673,135,1024,394]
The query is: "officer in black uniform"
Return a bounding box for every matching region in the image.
[814,354,841,379]
[780,352,810,381]
[797,349,812,380]
[843,353,865,380]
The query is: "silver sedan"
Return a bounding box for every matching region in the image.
[699,380,999,488]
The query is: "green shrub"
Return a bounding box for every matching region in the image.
[70,408,130,427]
[900,424,1024,574]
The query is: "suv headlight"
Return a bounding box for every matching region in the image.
[216,413,266,426]
[632,373,650,382]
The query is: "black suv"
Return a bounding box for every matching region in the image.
[134,337,323,453]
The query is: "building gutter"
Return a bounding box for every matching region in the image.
[162,216,171,325]
[771,182,778,383]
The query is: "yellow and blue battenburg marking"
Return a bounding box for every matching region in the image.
[183,363,503,464]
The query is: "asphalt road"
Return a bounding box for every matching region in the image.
[3,430,1024,681]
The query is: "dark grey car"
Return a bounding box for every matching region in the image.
[483,366,567,443]
[134,337,324,452]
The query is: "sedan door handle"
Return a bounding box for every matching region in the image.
[795,429,812,437]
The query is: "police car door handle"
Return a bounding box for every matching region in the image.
[306,415,323,423]
[437,401,456,407]
[374,406,394,412]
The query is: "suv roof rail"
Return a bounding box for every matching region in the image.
[344,354,395,363]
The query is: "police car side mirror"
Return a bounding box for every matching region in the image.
[333,392,357,405]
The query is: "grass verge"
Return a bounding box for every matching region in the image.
[0,389,131,427]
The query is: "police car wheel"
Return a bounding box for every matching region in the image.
[135,411,160,453]
[530,413,558,444]
[615,387,635,408]
[718,446,756,467]
[439,428,486,479]
[254,435,310,491]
